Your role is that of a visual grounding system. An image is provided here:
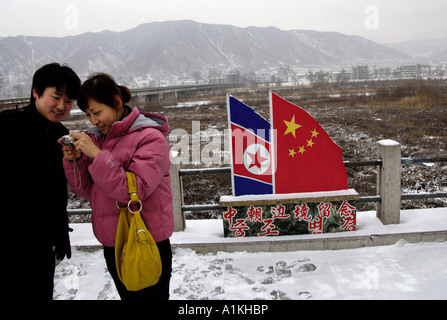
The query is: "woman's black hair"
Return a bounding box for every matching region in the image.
[30,63,81,104]
[77,73,131,112]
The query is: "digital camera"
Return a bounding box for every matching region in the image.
[61,135,74,146]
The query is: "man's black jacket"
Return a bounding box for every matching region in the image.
[0,104,71,260]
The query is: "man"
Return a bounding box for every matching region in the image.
[0,63,81,300]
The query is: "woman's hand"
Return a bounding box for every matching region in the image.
[70,132,101,159]
[58,138,82,161]
[58,132,101,159]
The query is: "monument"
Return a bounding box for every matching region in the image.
[220,92,359,238]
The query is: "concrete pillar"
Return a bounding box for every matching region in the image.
[162,92,177,105]
[170,157,185,231]
[130,95,144,107]
[145,94,160,106]
[376,139,401,224]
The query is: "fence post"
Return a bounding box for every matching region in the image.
[170,158,186,231]
[376,139,401,224]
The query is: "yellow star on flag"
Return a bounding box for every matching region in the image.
[306,139,315,148]
[288,148,297,158]
[298,146,306,154]
[283,115,301,138]
[311,129,319,138]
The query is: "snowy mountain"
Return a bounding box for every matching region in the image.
[0,20,409,89]
[385,37,447,64]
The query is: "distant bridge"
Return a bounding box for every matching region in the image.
[0,82,246,111]
[0,97,30,111]
[130,82,246,107]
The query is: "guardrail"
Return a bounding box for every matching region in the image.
[68,140,447,230]
[178,160,383,212]
[177,157,447,211]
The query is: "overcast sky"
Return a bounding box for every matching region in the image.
[1,0,446,43]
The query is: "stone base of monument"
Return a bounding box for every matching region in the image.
[219,189,359,238]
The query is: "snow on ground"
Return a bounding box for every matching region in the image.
[54,208,447,300]
[54,240,447,300]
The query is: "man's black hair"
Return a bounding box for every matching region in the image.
[30,63,81,104]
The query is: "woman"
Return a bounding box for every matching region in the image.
[61,73,174,300]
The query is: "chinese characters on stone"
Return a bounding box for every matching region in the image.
[223,200,356,238]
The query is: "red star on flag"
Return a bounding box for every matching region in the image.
[247,146,269,170]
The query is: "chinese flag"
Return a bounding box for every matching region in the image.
[270,92,347,194]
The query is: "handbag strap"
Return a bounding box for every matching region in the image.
[125,171,142,213]
[126,171,139,202]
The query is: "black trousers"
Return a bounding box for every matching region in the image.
[103,239,172,300]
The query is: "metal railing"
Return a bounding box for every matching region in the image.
[67,156,447,216]
[399,156,447,201]
[179,160,383,212]
[178,157,447,212]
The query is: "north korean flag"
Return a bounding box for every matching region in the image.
[227,95,273,196]
[270,92,348,194]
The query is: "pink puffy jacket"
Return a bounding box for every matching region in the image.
[64,107,174,246]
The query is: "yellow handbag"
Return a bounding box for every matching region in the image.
[115,171,162,291]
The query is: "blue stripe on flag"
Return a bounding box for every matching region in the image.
[229,96,271,142]
[233,175,273,196]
